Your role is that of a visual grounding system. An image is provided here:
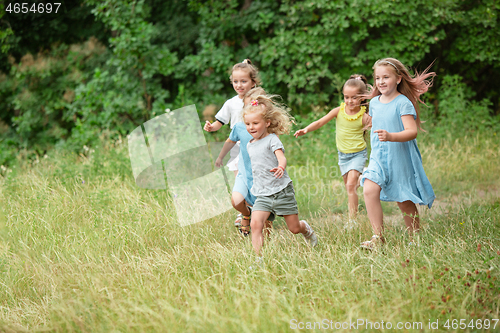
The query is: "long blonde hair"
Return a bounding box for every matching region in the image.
[242,94,294,135]
[368,58,436,130]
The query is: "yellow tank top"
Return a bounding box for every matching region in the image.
[336,102,367,153]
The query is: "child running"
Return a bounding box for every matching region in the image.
[294,75,372,228]
[360,58,436,250]
[204,59,260,176]
[243,94,318,256]
[215,87,269,236]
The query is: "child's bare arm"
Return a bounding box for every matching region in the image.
[374,115,417,142]
[215,138,237,167]
[294,106,340,137]
[270,149,287,178]
[204,120,223,132]
[362,113,372,130]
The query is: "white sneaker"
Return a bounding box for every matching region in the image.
[301,220,318,247]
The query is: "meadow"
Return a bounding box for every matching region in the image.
[0,131,499,332]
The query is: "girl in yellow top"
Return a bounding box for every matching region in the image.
[294,75,372,227]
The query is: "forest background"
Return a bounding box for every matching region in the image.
[1,0,500,166]
[1,1,500,331]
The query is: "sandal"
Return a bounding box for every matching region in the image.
[239,215,251,237]
[360,235,384,251]
[234,213,243,227]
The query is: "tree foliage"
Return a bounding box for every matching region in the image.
[0,0,499,165]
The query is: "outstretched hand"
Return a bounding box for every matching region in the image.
[215,157,223,168]
[204,120,214,132]
[294,128,308,138]
[374,129,391,142]
[270,166,284,178]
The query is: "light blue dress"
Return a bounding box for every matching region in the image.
[360,95,435,208]
[229,122,256,206]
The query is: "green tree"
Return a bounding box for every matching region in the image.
[67,0,178,148]
[1,0,500,165]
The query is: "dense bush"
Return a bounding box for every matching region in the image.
[1,0,499,165]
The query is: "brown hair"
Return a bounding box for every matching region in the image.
[243,86,266,105]
[344,74,371,109]
[344,74,370,94]
[230,59,261,86]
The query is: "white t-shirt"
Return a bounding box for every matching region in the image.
[215,95,244,129]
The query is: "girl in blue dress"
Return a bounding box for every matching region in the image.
[360,58,436,250]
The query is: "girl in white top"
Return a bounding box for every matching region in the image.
[204,59,261,175]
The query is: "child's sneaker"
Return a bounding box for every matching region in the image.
[301,220,318,247]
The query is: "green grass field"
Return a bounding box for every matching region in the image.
[0,134,499,332]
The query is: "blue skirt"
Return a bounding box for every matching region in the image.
[338,148,367,176]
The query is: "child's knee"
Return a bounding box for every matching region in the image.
[346,182,357,194]
[363,185,377,199]
[250,219,264,231]
[231,191,247,206]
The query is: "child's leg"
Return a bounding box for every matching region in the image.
[250,210,271,255]
[397,201,420,233]
[232,192,252,234]
[363,179,384,235]
[231,192,251,216]
[283,215,317,246]
[343,170,361,219]
[282,214,306,234]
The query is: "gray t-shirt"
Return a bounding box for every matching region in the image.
[247,133,292,196]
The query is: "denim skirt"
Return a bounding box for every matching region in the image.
[338,148,367,176]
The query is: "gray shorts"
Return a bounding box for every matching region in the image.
[253,182,298,218]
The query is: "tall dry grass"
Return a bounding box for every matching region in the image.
[0,135,498,332]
